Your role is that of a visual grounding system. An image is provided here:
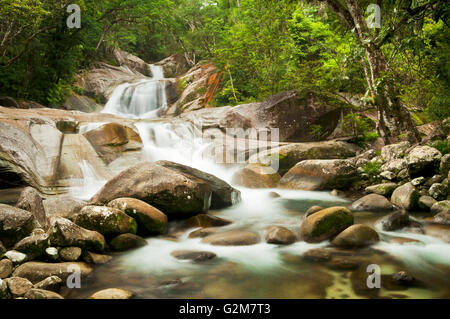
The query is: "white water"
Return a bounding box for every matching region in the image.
[73,64,450,294]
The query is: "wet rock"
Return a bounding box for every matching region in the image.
[188,227,220,238]
[268,191,281,199]
[331,224,379,248]
[407,146,442,177]
[0,204,36,247]
[107,198,168,235]
[48,217,105,252]
[171,250,216,262]
[110,233,147,252]
[59,247,82,262]
[4,250,27,265]
[45,247,59,261]
[42,196,87,220]
[429,183,448,201]
[55,120,79,133]
[16,187,48,230]
[327,256,361,270]
[302,248,331,262]
[183,214,232,228]
[265,226,296,245]
[82,251,113,264]
[0,259,13,279]
[380,171,396,181]
[202,231,260,246]
[381,142,410,162]
[89,162,213,217]
[5,277,33,298]
[300,207,353,243]
[379,211,410,231]
[74,206,137,236]
[418,195,437,211]
[24,288,64,299]
[34,276,62,292]
[13,231,49,259]
[391,183,419,210]
[389,237,422,245]
[364,183,398,196]
[279,159,357,191]
[13,261,94,284]
[305,206,323,217]
[232,163,281,188]
[349,194,394,212]
[83,123,143,164]
[89,288,134,299]
[391,271,416,286]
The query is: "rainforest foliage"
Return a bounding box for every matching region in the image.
[0,0,448,123]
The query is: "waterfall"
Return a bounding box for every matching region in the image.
[102,65,167,119]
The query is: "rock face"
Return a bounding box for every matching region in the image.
[13,261,94,284]
[232,163,281,188]
[202,231,260,246]
[0,204,36,247]
[183,214,232,228]
[300,207,353,243]
[83,123,143,164]
[407,146,442,177]
[364,183,398,196]
[90,161,240,217]
[170,250,217,262]
[349,194,394,212]
[89,288,134,300]
[279,159,357,191]
[16,187,48,230]
[331,224,379,248]
[391,183,419,210]
[42,196,87,220]
[74,206,137,236]
[264,226,296,245]
[48,218,105,252]
[107,198,168,235]
[110,233,147,251]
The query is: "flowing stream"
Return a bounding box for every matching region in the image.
[64,65,450,299]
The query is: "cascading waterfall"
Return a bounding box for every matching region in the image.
[101,65,167,119]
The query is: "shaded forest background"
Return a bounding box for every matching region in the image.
[0,0,448,125]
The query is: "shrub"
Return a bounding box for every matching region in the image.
[432,140,450,155]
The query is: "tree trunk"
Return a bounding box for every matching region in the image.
[344,0,421,144]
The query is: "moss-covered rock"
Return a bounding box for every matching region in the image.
[107,198,167,235]
[300,207,354,243]
[364,183,398,196]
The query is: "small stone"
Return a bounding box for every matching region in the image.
[24,288,64,299]
[380,171,396,181]
[5,250,27,265]
[89,288,134,299]
[327,257,360,270]
[45,247,59,260]
[0,259,13,279]
[59,247,82,262]
[411,177,425,186]
[5,277,33,297]
[34,276,62,292]
[171,250,216,262]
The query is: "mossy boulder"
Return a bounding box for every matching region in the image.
[331,224,379,248]
[300,207,354,243]
[107,198,167,235]
[74,206,137,237]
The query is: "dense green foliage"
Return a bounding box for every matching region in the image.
[0,0,448,124]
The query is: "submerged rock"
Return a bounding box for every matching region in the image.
[188,227,220,238]
[74,205,137,236]
[349,194,394,212]
[171,250,217,262]
[107,198,168,235]
[331,224,379,248]
[300,207,353,243]
[391,183,419,210]
[279,159,357,191]
[379,211,411,231]
[202,231,260,246]
[183,214,232,228]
